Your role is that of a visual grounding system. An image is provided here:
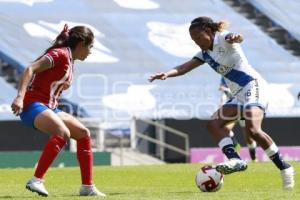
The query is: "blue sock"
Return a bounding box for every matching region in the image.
[249,148,256,161]
[269,152,290,170]
[230,136,239,148]
[265,143,290,170]
[222,144,241,159]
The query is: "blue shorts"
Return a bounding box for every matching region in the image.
[20,102,62,128]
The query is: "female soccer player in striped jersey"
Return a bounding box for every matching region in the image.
[11,24,105,197]
[149,16,294,190]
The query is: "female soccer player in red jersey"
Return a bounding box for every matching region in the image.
[149,16,294,190]
[11,24,105,197]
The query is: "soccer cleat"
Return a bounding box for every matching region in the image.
[25,177,49,197]
[79,184,106,197]
[216,158,247,175]
[281,166,295,190]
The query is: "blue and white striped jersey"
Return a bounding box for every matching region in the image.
[193,30,266,95]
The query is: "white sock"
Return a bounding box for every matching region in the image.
[82,184,95,187]
[248,141,257,149]
[218,137,234,149]
[32,176,43,181]
[264,143,278,157]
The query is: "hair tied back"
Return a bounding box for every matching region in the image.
[62,24,69,33]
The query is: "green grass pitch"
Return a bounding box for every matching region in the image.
[0,162,299,200]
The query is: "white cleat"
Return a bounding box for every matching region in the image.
[216,158,247,175]
[79,184,106,197]
[281,166,295,190]
[25,177,49,197]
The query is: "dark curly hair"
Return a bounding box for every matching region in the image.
[189,16,228,32]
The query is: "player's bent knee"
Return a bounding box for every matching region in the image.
[56,128,71,140]
[81,128,91,138]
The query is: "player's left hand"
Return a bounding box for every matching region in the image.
[11,96,23,116]
[225,33,243,43]
[297,92,300,100]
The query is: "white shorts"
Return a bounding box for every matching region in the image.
[224,79,269,112]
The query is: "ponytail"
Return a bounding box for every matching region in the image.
[36,24,94,60]
[189,16,229,33]
[53,24,70,47]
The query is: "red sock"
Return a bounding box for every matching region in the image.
[77,136,93,185]
[34,135,66,179]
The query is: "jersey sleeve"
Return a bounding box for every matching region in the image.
[44,48,65,68]
[193,51,205,62]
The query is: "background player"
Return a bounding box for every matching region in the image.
[149,16,294,190]
[11,24,106,197]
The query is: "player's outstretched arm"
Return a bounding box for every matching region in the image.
[148,58,203,82]
[225,33,243,43]
[11,56,52,116]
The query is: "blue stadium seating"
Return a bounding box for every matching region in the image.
[247,0,300,42]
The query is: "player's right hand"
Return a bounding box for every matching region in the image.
[148,72,168,82]
[11,97,24,116]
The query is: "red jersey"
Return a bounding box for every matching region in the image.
[23,47,74,109]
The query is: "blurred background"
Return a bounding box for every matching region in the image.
[0,0,300,167]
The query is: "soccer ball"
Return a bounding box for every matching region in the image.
[195,165,224,192]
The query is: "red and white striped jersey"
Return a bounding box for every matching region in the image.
[23,47,74,109]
